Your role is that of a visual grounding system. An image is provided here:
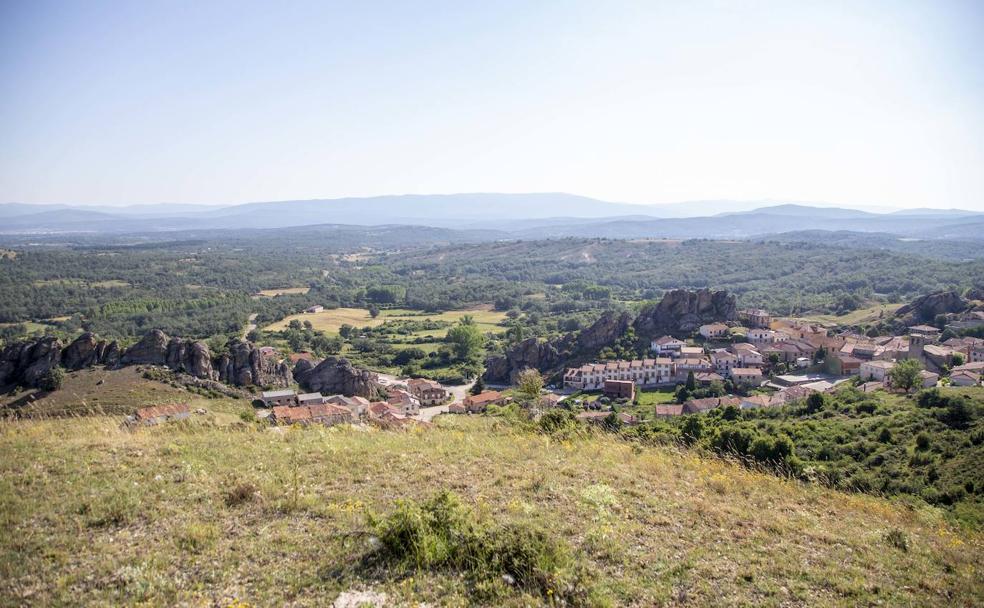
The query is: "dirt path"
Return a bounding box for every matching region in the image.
[242,313,258,339]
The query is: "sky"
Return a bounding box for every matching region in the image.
[1,0,983,210]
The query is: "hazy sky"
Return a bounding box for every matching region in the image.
[1,0,982,209]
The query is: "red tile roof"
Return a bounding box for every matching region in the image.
[135,403,190,420]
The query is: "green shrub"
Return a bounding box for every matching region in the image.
[367,491,594,605]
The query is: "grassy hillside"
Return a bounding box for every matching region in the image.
[1,415,981,606]
[0,367,245,418]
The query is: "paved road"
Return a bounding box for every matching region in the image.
[376,372,475,421]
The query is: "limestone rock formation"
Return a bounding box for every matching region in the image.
[215,339,292,387]
[633,289,737,338]
[0,336,63,388]
[294,356,383,399]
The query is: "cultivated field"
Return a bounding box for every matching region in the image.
[256,287,311,297]
[796,302,904,327]
[0,415,980,606]
[263,306,508,337]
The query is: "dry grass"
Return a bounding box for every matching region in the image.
[795,302,904,327]
[256,287,311,297]
[0,367,245,419]
[0,414,980,607]
[263,306,507,336]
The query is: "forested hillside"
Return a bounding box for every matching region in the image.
[1,233,981,343]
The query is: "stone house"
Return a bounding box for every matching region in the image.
[297,392,326,406]
[731,368,763,386]
[463,390,507,413]
[699,323,729,339]
[860,360,895,382]
[407,378,448,405]
[603,379,635,400]
[260,389,297,407]
[650,336,686,355]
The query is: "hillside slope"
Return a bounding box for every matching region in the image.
[0,416,980,606]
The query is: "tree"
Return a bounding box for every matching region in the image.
[685,370,697,391]
[338,324,355,339]
[952,353,965,366]
[288,319,302,331]
[470,375,486,395]
[515,368,544,404]
[888,359,922,393]
[38,367,64,392]
[369,305,380,319]
[246,329,262,342]
[446,319,484,362]
[805,392,828,414]
[303,320,313,330]
[681,415,703,445]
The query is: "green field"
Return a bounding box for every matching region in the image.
[0,415,980,606]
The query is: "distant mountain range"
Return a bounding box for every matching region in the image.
[1,194,982,245]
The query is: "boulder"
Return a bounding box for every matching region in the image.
[63,332,101,369]
[576,311,633,352]
[121,329,169,365]
[294,356,383,399]
[895,291,968,324]
[0,336,63,388]
[483,336,569,384]
[164,338,215,379]
[216,339,292,387]
[634,289,737,338]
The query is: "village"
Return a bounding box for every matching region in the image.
[559,308,984,422]
[123,304,984,429]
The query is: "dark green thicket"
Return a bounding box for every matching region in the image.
[367,491,596,605]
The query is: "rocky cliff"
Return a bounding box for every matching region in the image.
[294,357,383,399]
[216,339,292,388]
[483,336,570,384]
[0,336,63,388]
[1,330,291,390]
[61,332,121,370]
[895,291,969,325]
[483,310,630,383]
[633,289,737,338]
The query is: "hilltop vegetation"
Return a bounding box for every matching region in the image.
[1,235,981,346]
[1,414,981,606]
[612,385,984,527]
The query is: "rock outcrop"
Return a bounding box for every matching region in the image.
[483,337,570,384]
[576,311,633,352]
[294,356,383,399]
[895,291,968,324]
[62,332,120,370]
[1,329,290,390]
[0,336,63,388]
[121,329,169,366]
[633,289,737,338]
[215,339,292,388]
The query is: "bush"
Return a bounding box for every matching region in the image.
[367,491,594,605]
[37,367,64,391]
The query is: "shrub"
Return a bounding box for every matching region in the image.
[915,432,931,451]
[885,528,909,552]
[37,367,64,391]
[224,482,258,507]
[367,491,594,605]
